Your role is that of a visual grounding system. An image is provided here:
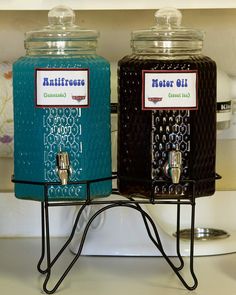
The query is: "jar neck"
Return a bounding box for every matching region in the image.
[26,49,97,56]
[25,40,97,56]
[131,40,203,56]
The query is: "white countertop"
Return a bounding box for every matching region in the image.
[0,238,236,295]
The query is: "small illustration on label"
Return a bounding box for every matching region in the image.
[35,68,89,108]
[142,70,198,110]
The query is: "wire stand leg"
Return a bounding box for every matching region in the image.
[158,199,198,291]
[188,199,198,290]
[130,199,198,290]
[160,200,198,290]
[37,199,198,293]
[39,202,92,294]
[46,202,89,271]
[174,200,184,270]
[37,202,47,274]
[42,195,54,294]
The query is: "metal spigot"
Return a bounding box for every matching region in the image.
[164,150,182,184]
[56,151,72,185]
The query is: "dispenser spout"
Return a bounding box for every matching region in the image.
[56,151,72,185]
[164,150,182,184]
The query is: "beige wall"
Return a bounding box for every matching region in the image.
[0,158,13,191]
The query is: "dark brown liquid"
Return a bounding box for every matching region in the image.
[117,55,216,198]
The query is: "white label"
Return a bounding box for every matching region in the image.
[142,70,197,110]
[35,68,89,107]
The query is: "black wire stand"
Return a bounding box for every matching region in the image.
[12,173,221,294]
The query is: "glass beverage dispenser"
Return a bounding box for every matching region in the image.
[13,6,112,201]
[117,8,217,198]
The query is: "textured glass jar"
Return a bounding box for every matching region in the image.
[117,8,216,198]
[13,6,112,201]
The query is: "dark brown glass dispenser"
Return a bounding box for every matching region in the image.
[117,8,216,198]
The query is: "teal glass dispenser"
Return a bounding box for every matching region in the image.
[13,6,112,201]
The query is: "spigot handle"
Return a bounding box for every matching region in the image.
[57,152,70,170]
[169,150,182,184]
[169,150,182,168]
[163,150,182,184]
[56,151,71,185]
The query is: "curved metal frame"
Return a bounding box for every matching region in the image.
[36,190,198,294]
[12,174,222,293]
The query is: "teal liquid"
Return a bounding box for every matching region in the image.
[13,55,112,201]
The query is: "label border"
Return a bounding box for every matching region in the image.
[142,70,198,111]
[35,68,90,108]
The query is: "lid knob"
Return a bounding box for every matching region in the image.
[154,7,182,28]
[48,5,75,27]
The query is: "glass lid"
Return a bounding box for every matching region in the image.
[131,8,204,55]
[25,6,99,54]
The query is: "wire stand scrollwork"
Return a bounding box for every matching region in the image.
[12,173,221,294]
